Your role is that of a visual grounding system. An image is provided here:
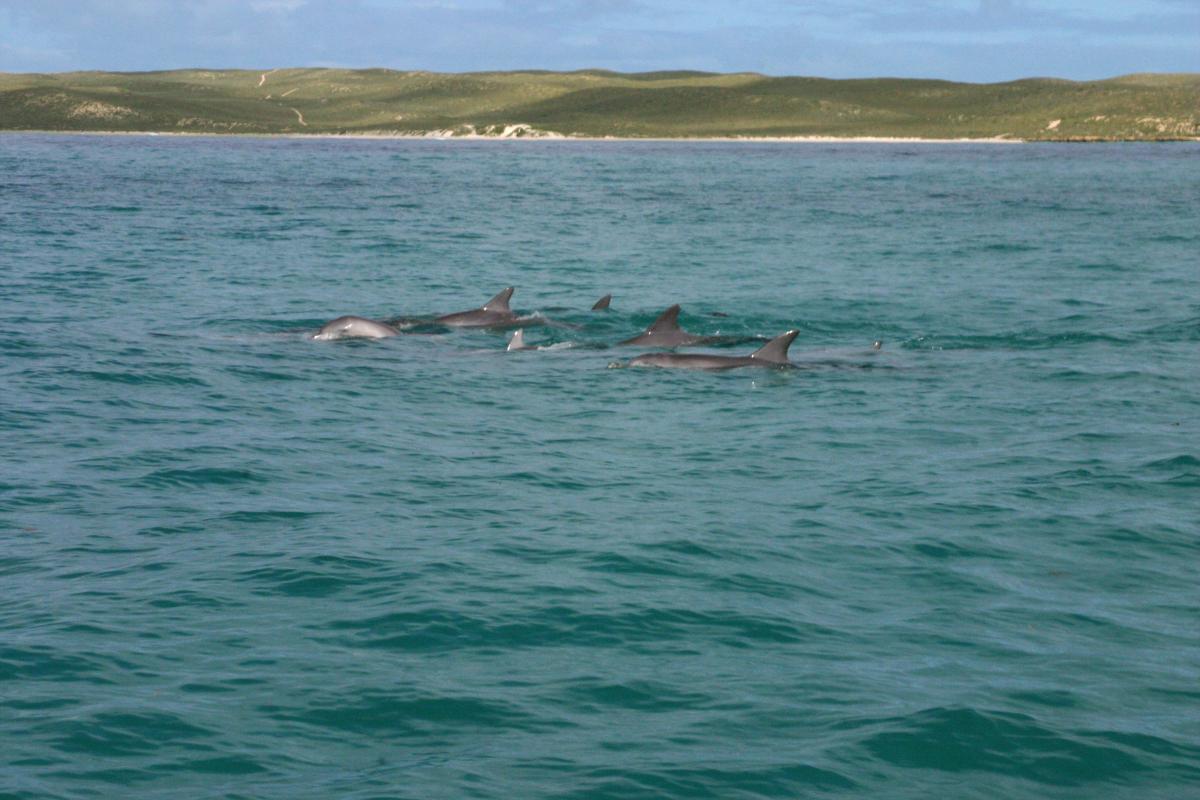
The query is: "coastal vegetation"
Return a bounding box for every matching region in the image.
[0,68,1196,140]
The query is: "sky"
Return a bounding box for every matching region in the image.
[0,0,1197,82]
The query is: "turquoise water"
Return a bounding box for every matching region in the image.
[2,134,1198,799]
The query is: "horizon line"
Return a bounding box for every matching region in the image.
[2,67,1198,86]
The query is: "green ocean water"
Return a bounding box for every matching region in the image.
[1,134,1198,799]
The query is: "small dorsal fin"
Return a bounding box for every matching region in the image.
[483,287,514,312]
[507,329,526,351]
[646,304,682,334]
[872,340,883,350]
[750,330,799,364]
[591,294,612,311]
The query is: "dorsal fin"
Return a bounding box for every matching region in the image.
[483,287,514,312]
[591,294,612,311]
[507,329,526,351]
[646,304,682,334]
[750,330,799,364]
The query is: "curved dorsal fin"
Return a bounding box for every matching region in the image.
[483,287,514,312]
[591,294,612,311]
[750,330,799,364]
[507,329,526,351]
[646,304,682,334]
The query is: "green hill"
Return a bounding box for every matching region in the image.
[1,68,1197,140]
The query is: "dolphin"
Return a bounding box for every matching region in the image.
[435,287,535,329]
[591,294,612,311]
[619,304,717,347]
[505,329,577,352]
[506,329,535,351]
[628,329,799,370]
[312,315,399,341]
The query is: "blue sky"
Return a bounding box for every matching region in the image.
[0,1,1196,81]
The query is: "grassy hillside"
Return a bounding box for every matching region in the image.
[0,68,1197,140]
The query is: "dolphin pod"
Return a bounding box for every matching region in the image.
[312,287,881,371]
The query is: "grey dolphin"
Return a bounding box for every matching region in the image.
[506,329,535,351]
[435,287,533,329]
[506,329,577,352]
[313,315,399,341]
[620,304,715,347]
[591,294,612,311]
[629,329,799,370]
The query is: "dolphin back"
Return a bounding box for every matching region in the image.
[749,330,800,364]
[483,287,515,313]
[645,304,682,334]
[313,315,399,341]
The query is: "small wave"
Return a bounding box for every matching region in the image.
[270,692,553,737]
[237,566,358,598]
[908,330,1129,350]
[1144,454,1200,470]
[219,509,327,523]
[1139,454,1200,487]
[0,645,116,684]
[68,369,208,387]
[145,589,234,610]
[552,679,714,712]
[502,471,590,491]
[857,706,1200,786]
[235,554,394,598]
[47,710,214,758]
[1042,367,1150,382]
[979,241,1039,253]
[178,755,269,775]
[557,763,856,797]
[133,467,268,488]
[223,366,305,381]
[326,605,833,652]
[1136,316,1200,341]
[581,551,695,579]
[910,538,994,561]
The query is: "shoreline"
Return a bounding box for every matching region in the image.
[5,129,1022,143]
[3,129,1198,143]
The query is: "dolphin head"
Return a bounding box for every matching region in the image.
[312,318,356,341]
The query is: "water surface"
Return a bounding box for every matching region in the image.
[2,135,1198,799]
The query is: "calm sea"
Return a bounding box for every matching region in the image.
[2,134,1198,799]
